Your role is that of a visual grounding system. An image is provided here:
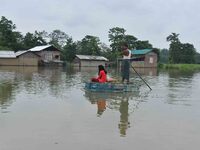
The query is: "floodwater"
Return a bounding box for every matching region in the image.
[0,66,199,150]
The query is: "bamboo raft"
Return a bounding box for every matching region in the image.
[85,81,142,92]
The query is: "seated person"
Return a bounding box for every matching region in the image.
[106,75,117,82]
[91,65,107,83]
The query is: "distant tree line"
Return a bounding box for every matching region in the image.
[0,16,199,64]
[166,33,197,64]
[150,33,199,64]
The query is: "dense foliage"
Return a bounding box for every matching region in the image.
[166,33,196,64]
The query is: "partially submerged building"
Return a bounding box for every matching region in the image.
[0,45,63,66]
[117,49,158,68]
[131,49,157,68]
[29,45,63,66]
[0,51,39,66]
[73,55,108,67]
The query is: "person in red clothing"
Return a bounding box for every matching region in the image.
[91,65,107,83]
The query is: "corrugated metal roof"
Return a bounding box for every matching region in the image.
[0,50,40,58]
[0,51,16,58]
[76,55,108,61]
[29,45,52,52]
[15,50,28,57]
[131,49,152,55]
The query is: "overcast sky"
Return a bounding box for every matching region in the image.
[1,0,200,51]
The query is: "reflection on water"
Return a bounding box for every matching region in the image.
[0,66,38,74]
[0,66,75,110]
[133,67,158,76]
[0,70,18,111]
[168,69,196,78]
[0,81,15,111]
[0,66,200,150]
[84,90,144,137]
[118,99,130,137]
[166,70,196,106]
[97,99,106,116]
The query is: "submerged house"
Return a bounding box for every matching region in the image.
[117,49,158,68]
[131,49,157,68]
[73,55,108,67]
[29,45,63,66]
[15,51,40,66]
[0,51,16,66]
[0,45,63,66]
[0,51,40,66]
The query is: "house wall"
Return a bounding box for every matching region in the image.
[0,52,39,66]
[132,52,157,68]
[73,58,81,67]
[144,52,157,67]
[0,58,18,66]
[74,59,106,67]
[36,50,61,62]
[18,52,39,66]
[131,60,145,68]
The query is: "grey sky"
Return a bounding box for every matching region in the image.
[1,0,200,51]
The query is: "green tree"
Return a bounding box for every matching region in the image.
[77,35,101,55]
[108,27,139,61]
[22,31,47,49]
[12,31,24,50]
[34,30,48,45]
[48,29,69,49]
[135,40,152,49]
[99,43,113,61]
[181,43,196,64]
[166,33,180,43]
[23,32,36,49]
[108,27,154,61]
[195,52,200,64]
[124,35,137,49]
[0,16,16,48]
[108,27,126,53]
[62,37,77,62]
[0,16,23,50]
[167,33,181,63]
[167,33,196,64]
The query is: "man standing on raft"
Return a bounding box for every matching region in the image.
[121,43,132,84]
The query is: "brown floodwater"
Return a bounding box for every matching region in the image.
[0,66,199,150]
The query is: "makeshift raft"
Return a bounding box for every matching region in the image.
[85,81,142,92]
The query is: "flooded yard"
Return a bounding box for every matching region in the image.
[0,66,200,150]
